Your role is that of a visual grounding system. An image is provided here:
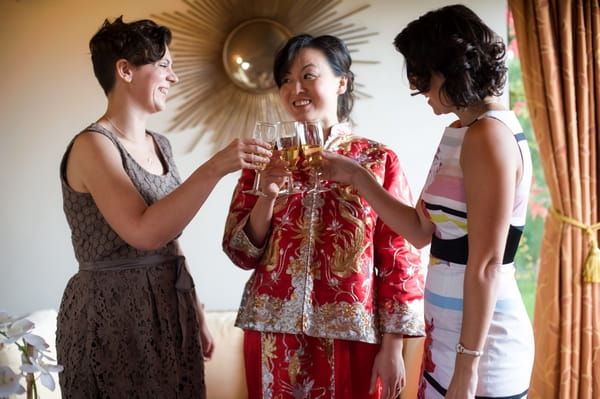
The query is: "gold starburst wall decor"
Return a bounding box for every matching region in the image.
[153,0,377,151]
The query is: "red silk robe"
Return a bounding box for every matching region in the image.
[222,123,425,398]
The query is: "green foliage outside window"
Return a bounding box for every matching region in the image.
[507,11,550,320]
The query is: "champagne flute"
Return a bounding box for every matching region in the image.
[243,121,278,196]
[301,120,328,193]
[276,121,303,195]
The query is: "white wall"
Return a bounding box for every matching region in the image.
[0,0,506,314]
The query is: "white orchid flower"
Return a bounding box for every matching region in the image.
[2,318,35,344]
[0,365,26,396]
[23,333,50,352]
[21,357,64,392]
[1,312,63,397]
[0,310,16,327]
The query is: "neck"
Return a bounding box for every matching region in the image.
[101,113,146,143]
[458,98,502,127]
[321,117,340,141]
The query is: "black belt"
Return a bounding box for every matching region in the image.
[430,225,523,265]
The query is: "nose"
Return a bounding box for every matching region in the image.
[292,79,304,94]
[168,67,179,84]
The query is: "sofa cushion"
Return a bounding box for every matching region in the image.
[204,310,247,399]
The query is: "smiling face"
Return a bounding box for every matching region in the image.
[129,46,179,113]
[278,47,346,128]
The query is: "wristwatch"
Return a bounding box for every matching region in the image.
[455,343,483,357]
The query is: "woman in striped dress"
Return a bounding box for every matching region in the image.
[322,4,534,398]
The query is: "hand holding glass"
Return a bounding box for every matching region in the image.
[301,121,328,193]
[244,121,277,196]
[276,121,303,195]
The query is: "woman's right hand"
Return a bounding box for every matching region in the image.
[320,150,365,186]
[210,138,272,176]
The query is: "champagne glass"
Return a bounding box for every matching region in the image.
[243,121,278,196]
[276,121,303,195]
[301,120,328,193]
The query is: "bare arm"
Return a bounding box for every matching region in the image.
[66,132,271,250]
[446,118,522,398]
[321,151,434,248]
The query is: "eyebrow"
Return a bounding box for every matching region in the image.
[301,63,318,71]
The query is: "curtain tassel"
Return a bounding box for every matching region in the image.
[584,244,600,283]
[551,208,600,283]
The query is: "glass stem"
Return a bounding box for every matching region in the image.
[252,171,261,191]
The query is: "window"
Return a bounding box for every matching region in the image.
[507,9,550,321]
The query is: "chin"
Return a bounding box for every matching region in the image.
[153,103,167,113]
[289,107,317,122]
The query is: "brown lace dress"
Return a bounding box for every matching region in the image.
[56,124,206,398]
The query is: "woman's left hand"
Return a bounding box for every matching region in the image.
[195,306,215,361]
[370,333,405,399]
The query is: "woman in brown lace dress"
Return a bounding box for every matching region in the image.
[56,17,271,398]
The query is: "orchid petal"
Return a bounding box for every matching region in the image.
[23,333,49,351]
[4,318,35,343]
[0,310,15,325]
[9,319,35,335]
[20,366,37,375]
[0,366,26,396]
[45,364,64,373]
[40,372,56,391]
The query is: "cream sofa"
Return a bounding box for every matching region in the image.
[0,309,247,399]
[1,310,423,399]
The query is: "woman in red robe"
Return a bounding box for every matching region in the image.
[222,34,424,399]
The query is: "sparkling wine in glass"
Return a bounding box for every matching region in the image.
[276,121,303,195]
[301,120,327,193]
[243,121,277,196]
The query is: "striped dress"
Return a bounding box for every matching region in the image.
[418,110,534,398]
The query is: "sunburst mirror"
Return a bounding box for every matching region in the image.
[153,0,377,150]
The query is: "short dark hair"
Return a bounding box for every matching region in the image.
[394,4,506,108]
[273,34,355,122]
[89,16,172,95]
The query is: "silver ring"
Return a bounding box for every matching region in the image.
[395,387,401,392]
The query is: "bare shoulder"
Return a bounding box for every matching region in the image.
[463,116,516,156]
[69,129,124,166]
[66,129,123,192]
[461,116,521,182]
[71,129,114,152]
[466,116,512,139]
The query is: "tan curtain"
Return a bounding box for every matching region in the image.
[508,0,600,398]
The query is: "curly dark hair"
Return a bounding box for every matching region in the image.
[393,4,506,108]
[89,16,172,95]
[273,34,355,122]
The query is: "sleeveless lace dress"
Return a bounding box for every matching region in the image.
[56,123,206,398]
